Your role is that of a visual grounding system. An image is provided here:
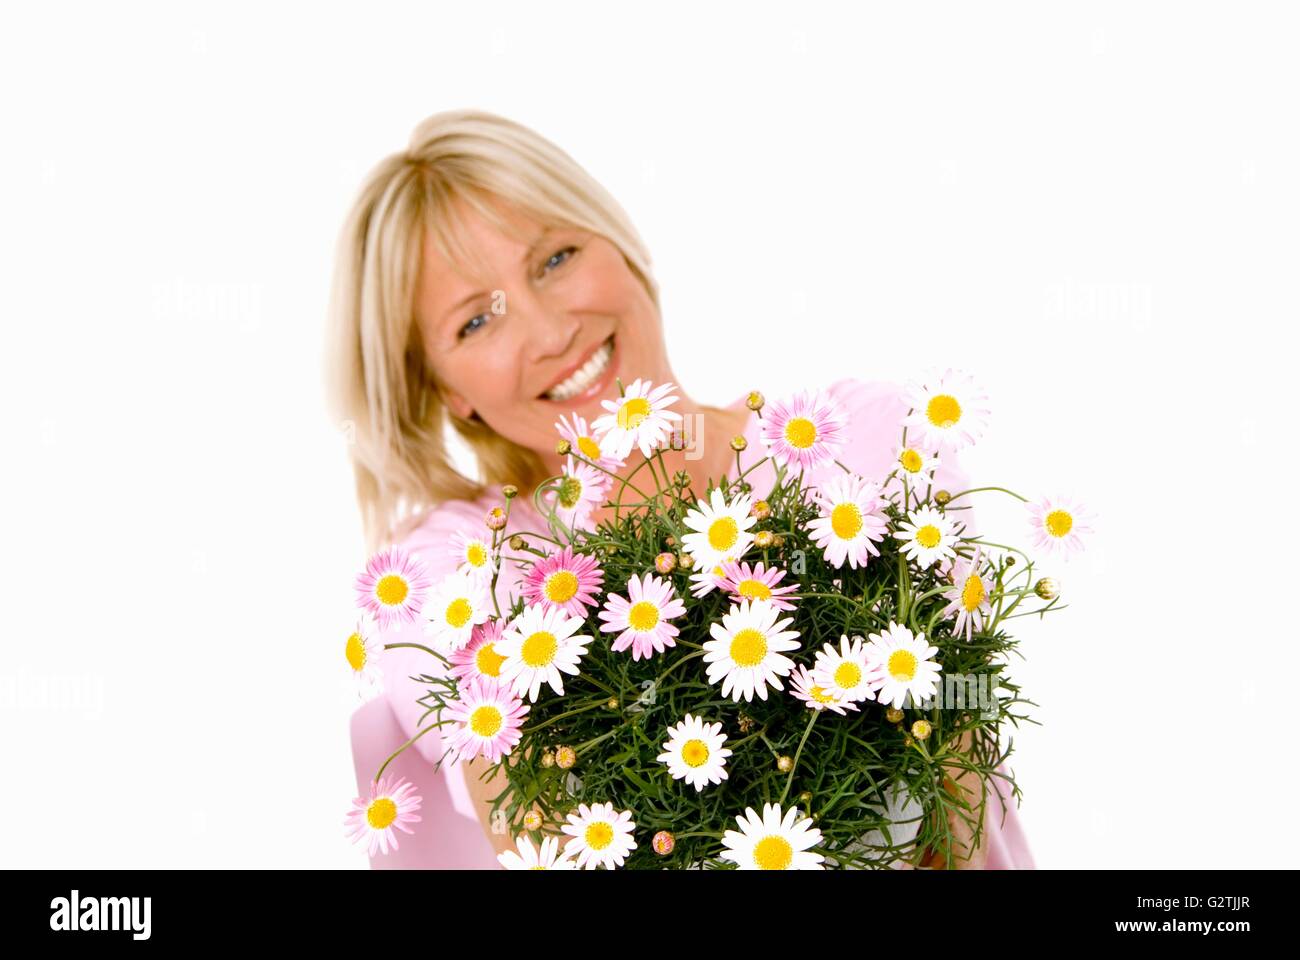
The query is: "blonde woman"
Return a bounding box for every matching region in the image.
[329,109,1035,869]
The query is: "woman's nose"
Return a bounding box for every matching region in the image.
[521,291,580,361]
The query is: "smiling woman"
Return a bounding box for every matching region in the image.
[327,109,1034,870]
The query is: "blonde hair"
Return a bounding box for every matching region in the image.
[327,110,660,552]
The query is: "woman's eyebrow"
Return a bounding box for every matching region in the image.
[521,228,554,264]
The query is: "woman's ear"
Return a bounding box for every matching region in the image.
[440,384,475,421]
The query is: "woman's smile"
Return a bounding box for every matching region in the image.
[539,334,617,404]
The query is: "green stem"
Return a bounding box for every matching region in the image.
[778,710,819,805]
[946,486,1030,504]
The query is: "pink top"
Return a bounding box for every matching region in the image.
[349,377,1036,869]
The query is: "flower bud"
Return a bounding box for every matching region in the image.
[652,831,676,855]
[509,535,525,550]
[485,507,507,530]
[746,391,765,412]
[885,707,904,724]
[730,435,748,452]
[776,755,793,773]
[554,746,576,770]
[555,439,572,456]
[755,530,774,548]
[752,500,771,520]
[655,552,677,574]
[1034,577,1060,600]
[911,720,932,741]
[502,484,518,499]
[522,810,543,831]
[934,489,951,505]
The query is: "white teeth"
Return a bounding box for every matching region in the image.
[545,339,613,402]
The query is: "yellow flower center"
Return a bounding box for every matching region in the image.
[926,393,962,429]
[681,739,710,767]
[916,525,942,549]
[831,502,863,539]
[730,628,768,667]
[737,579,772,600]
[445,597,472,629]
[708,516,739,552]
[521,631,558,667]
[375,574,408,606]
[627,600,660,632]
[470,704,503,738]
[557,476,583,509]
[809,684,836,704]
[366,797,398,830]
[962,574,986,612]
[584,821,615,850]
[834,661,862,689]
[899,448,923,473]
[618,397,652,430]
[888,649,918,681]
[754,835,794,870]
[544,570,580,603]
[784,417,817,449]
[345,632,366,671]
[577,436,602,460]
[1045,509,1074,538]
[475,643,506,678]
[465,543,488,568]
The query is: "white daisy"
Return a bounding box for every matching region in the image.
[422,570,491,653]
[719,802,824,870]
[893,505,959,570]
[894,442,941,488]
[682,487,757,572]
[560,802,637,870]
[806,474,889,569]
[902,367,991,453]
[788,664,859,716]
[449,530,497,582]
[688,556,738,598]
[343,617,384,701]
[496,602,591,702]
[864,621,942,710]
[941,547,993,641]
[497,834,577,870]
[657,713,732,792]
[591,378,682,460]
[810,634,879,703]
[703,599,801,703]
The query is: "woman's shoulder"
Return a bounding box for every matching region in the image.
[390,492,498,574]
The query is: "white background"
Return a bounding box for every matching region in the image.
[2,1,1296,868]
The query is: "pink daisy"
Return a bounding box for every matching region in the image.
[343,774,422,856]
[941,547,994,641]
[443,676,530,764]
[555,412,626,471]
[522,547,605,618]
[716,559,800,611]
[449,618,510,686]
[549,458,611,530]
[597,572,687,660]
[354,545,432,631]
[806,474,890,569]
[788,664,860,717]
[1027,493,1096,561]
[758,389,848,471]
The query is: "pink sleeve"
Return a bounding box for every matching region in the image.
[348,502,502,869]
[825,378,1036,869]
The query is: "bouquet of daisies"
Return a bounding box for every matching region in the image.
[343,372,1093,869]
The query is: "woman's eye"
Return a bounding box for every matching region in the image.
[541,245,577,274]
[458,313,490,340]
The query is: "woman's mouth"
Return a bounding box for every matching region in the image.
[541,336,616,403]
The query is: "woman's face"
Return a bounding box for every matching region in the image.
[413,197,672,458]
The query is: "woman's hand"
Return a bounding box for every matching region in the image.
[912,731,990,870]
